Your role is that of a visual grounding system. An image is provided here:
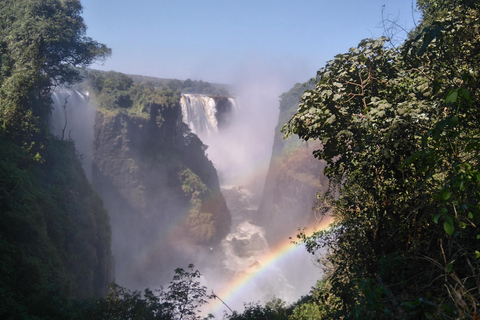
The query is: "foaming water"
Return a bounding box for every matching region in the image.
[200,186,331,317]
[180,94,219,135]
[180,93,239,138]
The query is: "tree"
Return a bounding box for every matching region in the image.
[83,265,212,320]
[284,2,480,318]
[165,264,213,320]
[0,0,110,146]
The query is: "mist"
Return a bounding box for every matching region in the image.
[200,58,307,194]
[188,60,325,316]
[49,58,325,317]
[50,88,97,181]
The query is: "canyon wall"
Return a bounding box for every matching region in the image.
[258,81,329,245]
[84,72,232,288]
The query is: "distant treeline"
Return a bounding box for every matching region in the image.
[81,70,234,119]
[125,73,231,96]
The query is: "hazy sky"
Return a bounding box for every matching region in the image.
[81,0,419,86]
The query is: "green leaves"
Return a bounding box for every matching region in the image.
[444,218,455,235]
[441,188,451,201]
[284,2,480,319]
[88,265,213,319]
[416,25,444,55]
[434,209,456,235]
[326,114,336,125]
[446,115,459,127]
[0,0,111,147]
[445,89,458,106]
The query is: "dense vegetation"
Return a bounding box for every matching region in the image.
[85,70,231,116]
[86,70,181,116]
[282,0,480,318]
[0,0,113,318]
[0,0,110,151]
[126,74,230,96]
[0,135,112,319]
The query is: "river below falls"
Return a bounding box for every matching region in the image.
[199,186,322,317]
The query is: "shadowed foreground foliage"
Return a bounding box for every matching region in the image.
[0,0,113,319]
[79,264,213,320]
[0,135,112,319]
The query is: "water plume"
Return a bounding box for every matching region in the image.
[50,88,96,181]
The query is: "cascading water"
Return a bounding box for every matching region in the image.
[50,88,96,181]
[180,93,238,139]
[180,94,219,136]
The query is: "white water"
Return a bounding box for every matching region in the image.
[201,185,321,317]
[180,94,219,136]
[50,89,96,181]
[180,93,239,138]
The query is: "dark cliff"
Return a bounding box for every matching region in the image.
[258,81,329,245]
[88,71,231,288]
[212,96,236,130]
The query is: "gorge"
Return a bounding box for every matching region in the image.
[49,71,328,315]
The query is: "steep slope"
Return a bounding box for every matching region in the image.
[258,81,329,245]
[0,1,113,318]
[0,136,112,318]
[87,71,231,288]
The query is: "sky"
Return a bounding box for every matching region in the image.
[81,0,420,87]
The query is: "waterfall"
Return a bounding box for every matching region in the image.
[180,93,238,138]
[179,90,322,316]
[50,88,96,181]
[48,87,319,315]
[180,94,218,135]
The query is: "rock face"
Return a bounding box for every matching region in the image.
[91,102,231,288]
[258,81,329,245]
[0,136,113,317]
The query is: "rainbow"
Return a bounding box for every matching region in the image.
[205,216,333,316]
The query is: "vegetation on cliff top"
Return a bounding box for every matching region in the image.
[85,70,181,119]
[85,70,230,119]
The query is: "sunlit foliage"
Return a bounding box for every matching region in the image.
[284,1,480,318]
[0,0,110,148]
